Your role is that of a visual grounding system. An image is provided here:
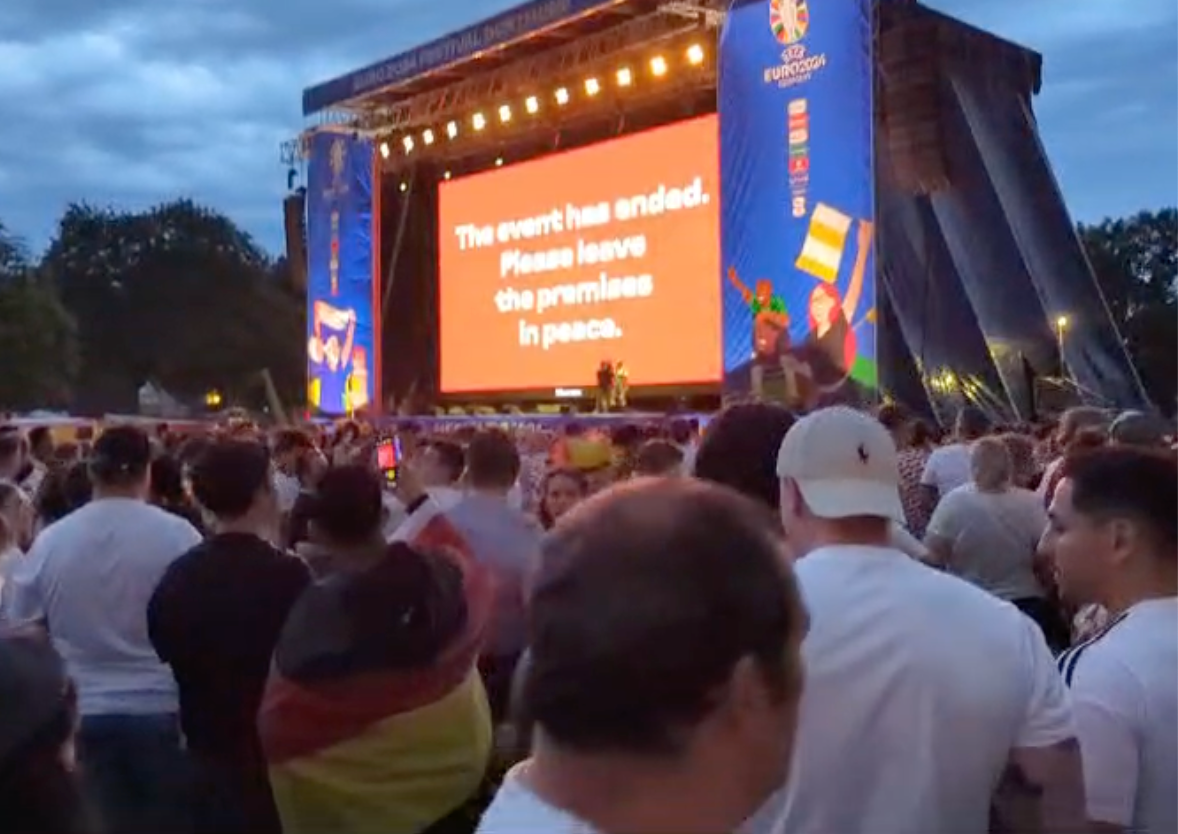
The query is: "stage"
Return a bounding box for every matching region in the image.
[290,0,1148,421]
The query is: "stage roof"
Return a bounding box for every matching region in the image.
[301,0,698,116]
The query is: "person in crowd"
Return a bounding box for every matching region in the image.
[924,437,1068,651]
[382,437,469,535]
[0,434,27,490]
[27,426,54,467]
[1108,410,1169,449]
[395,428,541,722]
[537,468,587,530]
[479,478,808,834]
[53,441,82,468]
[33,460,92,533]
[1000,431,1041,489]
[147,439,311,834]
[877,403,932,536]
[0,635,94,834]
[5,426,202,834]
[631,438,685,478]
[260,463,493,834]
[149,454,205,532]
[1038,406,1108,503]
[919,405,990,517]
[1043,448,1176,834]
[0,483,33,619]
[667,417,698,473]
[271,429,316,515]
[283,442,329,552]
[745,406,1084,834]
[693,402,797,515]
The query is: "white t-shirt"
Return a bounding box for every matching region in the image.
[0,544,23,621]
[273,471,302,514]
[476,763,600,834]
[1059,598,1178,834]
[743,545,1074,834]
[925,484,1048,601]
[920,443,972,498]
[7,497,202,716]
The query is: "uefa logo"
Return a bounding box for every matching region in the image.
[770,0,810,45]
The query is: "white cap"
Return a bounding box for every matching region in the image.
[776,406,905,522]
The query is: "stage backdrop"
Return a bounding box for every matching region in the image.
[719,0,876,401]
[306,133,378,415]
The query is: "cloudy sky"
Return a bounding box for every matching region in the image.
[1,0,1174,255]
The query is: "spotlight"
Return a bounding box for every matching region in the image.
[650,55,668,77]
[446,120,459,139]
[399,181,408,193]
[686,43,705,65]
[443,170,452,180]
[495,156,504,167]
[422,128,435,146]
[616,67,633,87]
[584,77,601,96]
[379,142,391,159]
[472,112,487,131]
[524,95,540,114]
[402,135,414,153]
[554,87,570,105]
[498,104,512,123]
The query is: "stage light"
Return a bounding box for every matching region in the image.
[554,87,570,105]
[686,43,705,65]
[524,95,540,114]
[495,156,504,167]
[472,112,487,131]
[422,128,435,146]
[402,135,414,153]
[616,67,633,87]
[443,170,452,180]
[379,142,391,159]
[399,181,408,193]
[446,120,459,139]
[584,77,601,96]
[498,104,512,123]
[650,55,668,77]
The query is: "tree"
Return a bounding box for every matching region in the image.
[1079,209,1178,413]
[44,200,304,413]
[0,220,78,409]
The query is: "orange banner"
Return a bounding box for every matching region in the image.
[437,115,722,393]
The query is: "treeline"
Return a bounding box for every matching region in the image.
[0,201,304,414]
[0,203,1173,414]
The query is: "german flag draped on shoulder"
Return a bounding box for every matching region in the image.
[259,496,494,834]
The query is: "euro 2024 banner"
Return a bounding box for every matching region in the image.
[719,0,876,405]
[305,133,377,416]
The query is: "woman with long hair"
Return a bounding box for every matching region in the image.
[536,468,587,530]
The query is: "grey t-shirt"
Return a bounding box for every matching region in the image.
[926,484,1047,601]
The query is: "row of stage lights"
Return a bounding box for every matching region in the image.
[378,43,707,161]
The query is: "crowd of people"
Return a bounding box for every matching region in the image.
[0,401,1173,834]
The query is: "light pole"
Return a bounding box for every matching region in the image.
[1055,315,1070,381]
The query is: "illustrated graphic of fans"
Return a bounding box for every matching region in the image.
[312,300,357,375]
[790,204,875,396]
[726,266,802,401]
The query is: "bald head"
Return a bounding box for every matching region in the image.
[525,478,806,756]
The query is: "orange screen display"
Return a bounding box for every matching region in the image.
[438,115,721,393]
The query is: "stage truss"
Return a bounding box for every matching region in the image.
[281,1,724,167]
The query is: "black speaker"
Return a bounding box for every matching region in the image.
[283,189,308,293]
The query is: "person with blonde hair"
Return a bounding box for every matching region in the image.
[926,437,1068,650]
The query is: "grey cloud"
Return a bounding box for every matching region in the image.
[1,0,1174,255]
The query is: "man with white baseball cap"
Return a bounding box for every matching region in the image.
[744,407,1085,834]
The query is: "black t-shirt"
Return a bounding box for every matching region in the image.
[147,532,310,762]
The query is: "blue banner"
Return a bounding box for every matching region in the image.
[719,0,876,405]
[306,133,376,416]
[303,0,616,114]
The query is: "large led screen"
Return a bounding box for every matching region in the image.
[438,115,721,393]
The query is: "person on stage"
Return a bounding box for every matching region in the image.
[612,361,629,410]
[595,360,614,413]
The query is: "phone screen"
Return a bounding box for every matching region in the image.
[376,437,401,485]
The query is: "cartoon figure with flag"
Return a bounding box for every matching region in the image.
[726,266,803,401]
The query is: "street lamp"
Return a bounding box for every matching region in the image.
[1055,315,1070,380]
